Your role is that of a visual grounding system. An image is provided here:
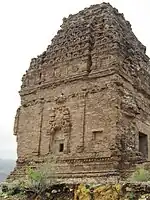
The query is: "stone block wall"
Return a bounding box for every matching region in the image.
[12,2,150,181]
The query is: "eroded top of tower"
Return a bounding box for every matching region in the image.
[21,2,149,92]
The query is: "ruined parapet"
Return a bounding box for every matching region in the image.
[12,3,150,182]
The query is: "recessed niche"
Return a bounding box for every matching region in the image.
[92,129,104,140]
[139,132,148,158]
[59,143,64,152]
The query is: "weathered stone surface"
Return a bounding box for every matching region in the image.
[11,2,150,182]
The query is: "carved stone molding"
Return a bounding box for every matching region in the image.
[55,93,67,104]
[47,105,72,154]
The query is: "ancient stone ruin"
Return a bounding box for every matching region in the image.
[12,3,150,182]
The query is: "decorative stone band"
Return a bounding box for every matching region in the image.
[19,67,115,96]
[57,156,121,164]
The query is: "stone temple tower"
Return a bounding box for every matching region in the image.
[12,3,150,182]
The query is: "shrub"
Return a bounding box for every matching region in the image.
[25,156,58,195]
[0,157,58,198]
[26,167,45,189]
[129,167,150,182]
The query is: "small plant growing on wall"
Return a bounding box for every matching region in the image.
[126,191,135,200]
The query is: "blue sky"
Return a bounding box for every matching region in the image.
[0,0,149,159]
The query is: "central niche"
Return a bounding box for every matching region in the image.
[51,129,65,154]
[48,106,72,154]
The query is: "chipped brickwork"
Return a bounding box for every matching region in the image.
[11,3,150,182]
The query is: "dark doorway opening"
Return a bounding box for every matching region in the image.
[59,143,64,152]
[139,132,148,159]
